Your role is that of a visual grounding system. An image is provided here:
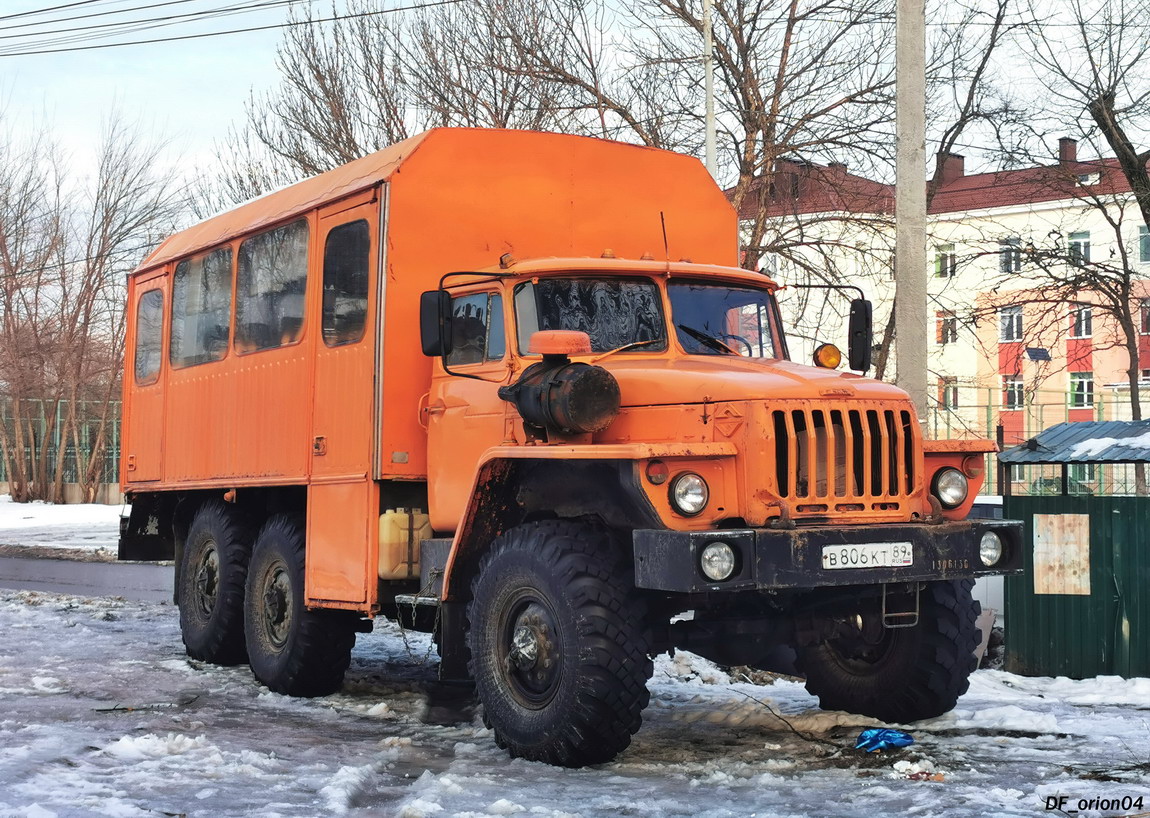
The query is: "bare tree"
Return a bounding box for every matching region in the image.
[0,117,181,503]
[1025,0,1150,228]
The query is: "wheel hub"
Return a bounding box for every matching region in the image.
[502,602,559,706]
[192,545,220,617]
[262,565,292,649]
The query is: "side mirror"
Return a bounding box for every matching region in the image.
[420,290,454,357]
[848,298,873,372]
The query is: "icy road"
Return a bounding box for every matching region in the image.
[1,588,1149,818]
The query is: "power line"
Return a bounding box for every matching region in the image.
[0,0,466,56]
[0,0,117,24]
[3,240,160,280]
[0,0,300,43]
[0,0,203,31]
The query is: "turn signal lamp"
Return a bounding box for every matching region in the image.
[645,460,669,485]
[813,343,842,369]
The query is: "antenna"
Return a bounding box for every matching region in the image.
[659,211,670,273]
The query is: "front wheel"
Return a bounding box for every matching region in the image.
[797,579,982,723]
[243,514,357,697]
[468,521,653,767]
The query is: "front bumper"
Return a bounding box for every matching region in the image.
[632,519,1024,593]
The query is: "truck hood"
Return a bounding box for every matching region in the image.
[603,357,910,406]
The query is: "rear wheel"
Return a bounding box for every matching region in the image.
[244,514,356,697]
[178,501,252,665]
[797,579,981,723]
[468,520,653,767]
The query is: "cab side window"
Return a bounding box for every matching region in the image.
[236,219,309,352]
[134,289,164,385]
[322,220,370,347]
[171,247,232,368]
[446,292,505,366]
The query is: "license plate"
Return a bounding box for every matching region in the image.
[821,542,914,570]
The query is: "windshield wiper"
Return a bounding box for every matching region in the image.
[677,324,737,354]
[591,337,663,363]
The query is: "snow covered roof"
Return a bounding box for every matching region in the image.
[1000,420,1150,464]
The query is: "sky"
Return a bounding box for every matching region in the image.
[0,0,307,181]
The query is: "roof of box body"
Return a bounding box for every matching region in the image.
[138,128,702,274]
[139,131,430,272]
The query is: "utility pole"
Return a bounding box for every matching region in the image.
[894,0,927,415]
[703,0,717,178]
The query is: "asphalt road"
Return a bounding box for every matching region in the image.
[0,556,172,602]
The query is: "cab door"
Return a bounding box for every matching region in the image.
[306,191,380,605]
[123,270,169,483]
[425,288,513,531]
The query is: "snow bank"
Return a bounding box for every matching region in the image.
[0,494,124,552]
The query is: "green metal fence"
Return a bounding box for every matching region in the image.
[0,398,121,486]
[1003,493,1150,678]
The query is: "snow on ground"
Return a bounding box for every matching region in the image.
[0,496,123,554]
[0,589,1147,818]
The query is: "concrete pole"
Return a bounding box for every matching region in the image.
[894,0,927,415]
[703,0,718,178]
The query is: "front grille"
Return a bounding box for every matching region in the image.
[770,406,916,504]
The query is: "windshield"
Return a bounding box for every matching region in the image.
[514,278,666,353]
[668,281,783,358]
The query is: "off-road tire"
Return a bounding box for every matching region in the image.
[797,579,982,723]
[468,520,653,767]
[243,514,356,697]
[178,500,252,665]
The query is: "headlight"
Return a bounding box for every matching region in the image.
[700,541,736,581]
[670,472,709,516]
[932,467,969,509]
[979,531,1003,566]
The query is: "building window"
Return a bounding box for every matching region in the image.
[999,305,1023,342]
[934,244,957,278]
[236,219,310,353]
[1070,303,1092,338]
[1139,225,1150,264]
[1003,375,1024,409]
[1069,231,1091,267]
[1142,368,1150,382]
[1076,172,1101,187]
[1069,371,1094,408]
[999,237,1022,273]
[936,311,958,345]
[1142,300,1150,334]
[1069,463,1097,482]
[939,377,959,408]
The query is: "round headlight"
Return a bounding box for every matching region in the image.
[932,467,969,509]
[979,531,1004,567]
[670,472,709,516]
[700,541,736,581]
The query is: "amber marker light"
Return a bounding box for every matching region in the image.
[646,459,669,485]
[813,343,842,369]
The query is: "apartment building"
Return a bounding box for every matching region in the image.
[737,138,1150,448]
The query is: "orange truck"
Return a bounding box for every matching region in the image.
[120,128,1021,766]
